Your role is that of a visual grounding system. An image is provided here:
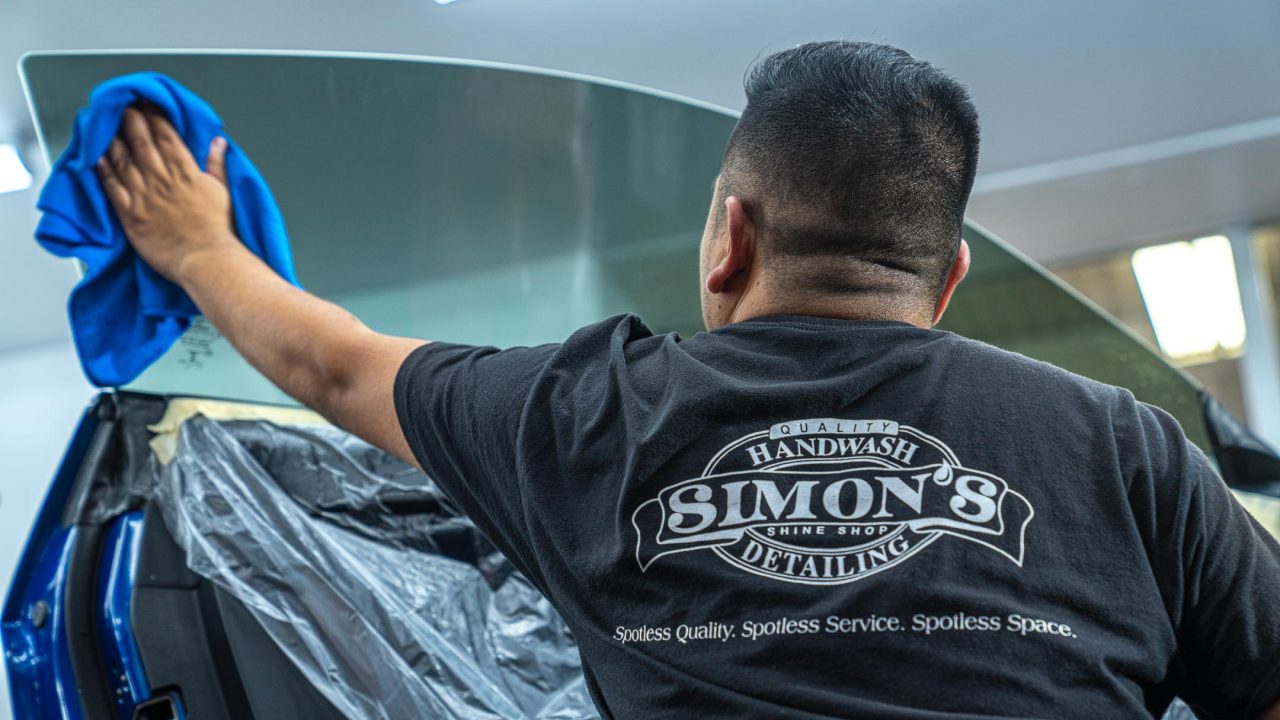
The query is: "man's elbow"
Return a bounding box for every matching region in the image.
[288,327,379,420]
[295,328,426,438]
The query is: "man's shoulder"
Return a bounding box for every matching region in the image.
[551,314,655,351]
[941,330,1135,405]
[938,331,1184,450]
[550,313,1147,419]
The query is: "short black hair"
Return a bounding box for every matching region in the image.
[720,41,980,300]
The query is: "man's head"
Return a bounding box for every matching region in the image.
[699,40,980,330]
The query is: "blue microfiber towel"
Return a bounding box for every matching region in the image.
[35,71,299,388]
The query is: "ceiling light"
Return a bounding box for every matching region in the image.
[0,143,33,194]
[433,0,465,4]
[1132,235,1247,361]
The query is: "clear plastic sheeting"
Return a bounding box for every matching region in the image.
[151,415,598,720]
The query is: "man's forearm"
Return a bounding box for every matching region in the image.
[174,235,385,418]
[96,109,425,464]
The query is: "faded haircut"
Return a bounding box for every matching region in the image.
[719,40,980,299]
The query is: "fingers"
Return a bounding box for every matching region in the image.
[206,136,228,184]
[106,138,146,191]
[141,107,199,177]
[99,103,229,218]
[120,107,170,179]
[95,155,131,212]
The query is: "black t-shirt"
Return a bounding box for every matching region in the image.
[393,314,1280,719]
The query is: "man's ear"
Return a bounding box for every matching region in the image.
[932,239,970,325]
[706,195,753,294]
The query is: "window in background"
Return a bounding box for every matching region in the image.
[1131,236,1247,363]
[1050,248,1249,422]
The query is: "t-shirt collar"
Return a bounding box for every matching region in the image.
[719,314,923,331]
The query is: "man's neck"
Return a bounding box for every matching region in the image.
[725,290,934,329]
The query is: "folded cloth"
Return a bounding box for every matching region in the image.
[35,72,299,387]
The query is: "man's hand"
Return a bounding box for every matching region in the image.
[96,105,238,284]
[94,104,426,470]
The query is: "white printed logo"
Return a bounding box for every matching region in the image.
[631,418,1034,585]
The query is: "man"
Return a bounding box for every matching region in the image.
[96,41,1280,718]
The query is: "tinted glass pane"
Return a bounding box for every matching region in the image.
[22,52,1209,451]
[942,223,1210,450]
[23,52,731,402]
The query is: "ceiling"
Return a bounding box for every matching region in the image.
[1,0,1278,351]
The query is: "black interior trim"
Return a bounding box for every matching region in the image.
[63,521,113,719]
[212,587,345,718]
[195,581,256,718]
[61,395,119,528]
[133,502,245,720]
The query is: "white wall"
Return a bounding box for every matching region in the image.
[0,136,89,716]
[0,342,94,719]
[0,151,80,353]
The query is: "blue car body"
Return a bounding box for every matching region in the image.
[3,398,169,720]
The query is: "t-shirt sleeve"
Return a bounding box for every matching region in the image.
[393,341,558,582]
[1130,402,1280,718]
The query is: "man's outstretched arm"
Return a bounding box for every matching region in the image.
[96,105,425,467]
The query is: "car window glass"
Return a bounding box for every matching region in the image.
[21,52,1209,452]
